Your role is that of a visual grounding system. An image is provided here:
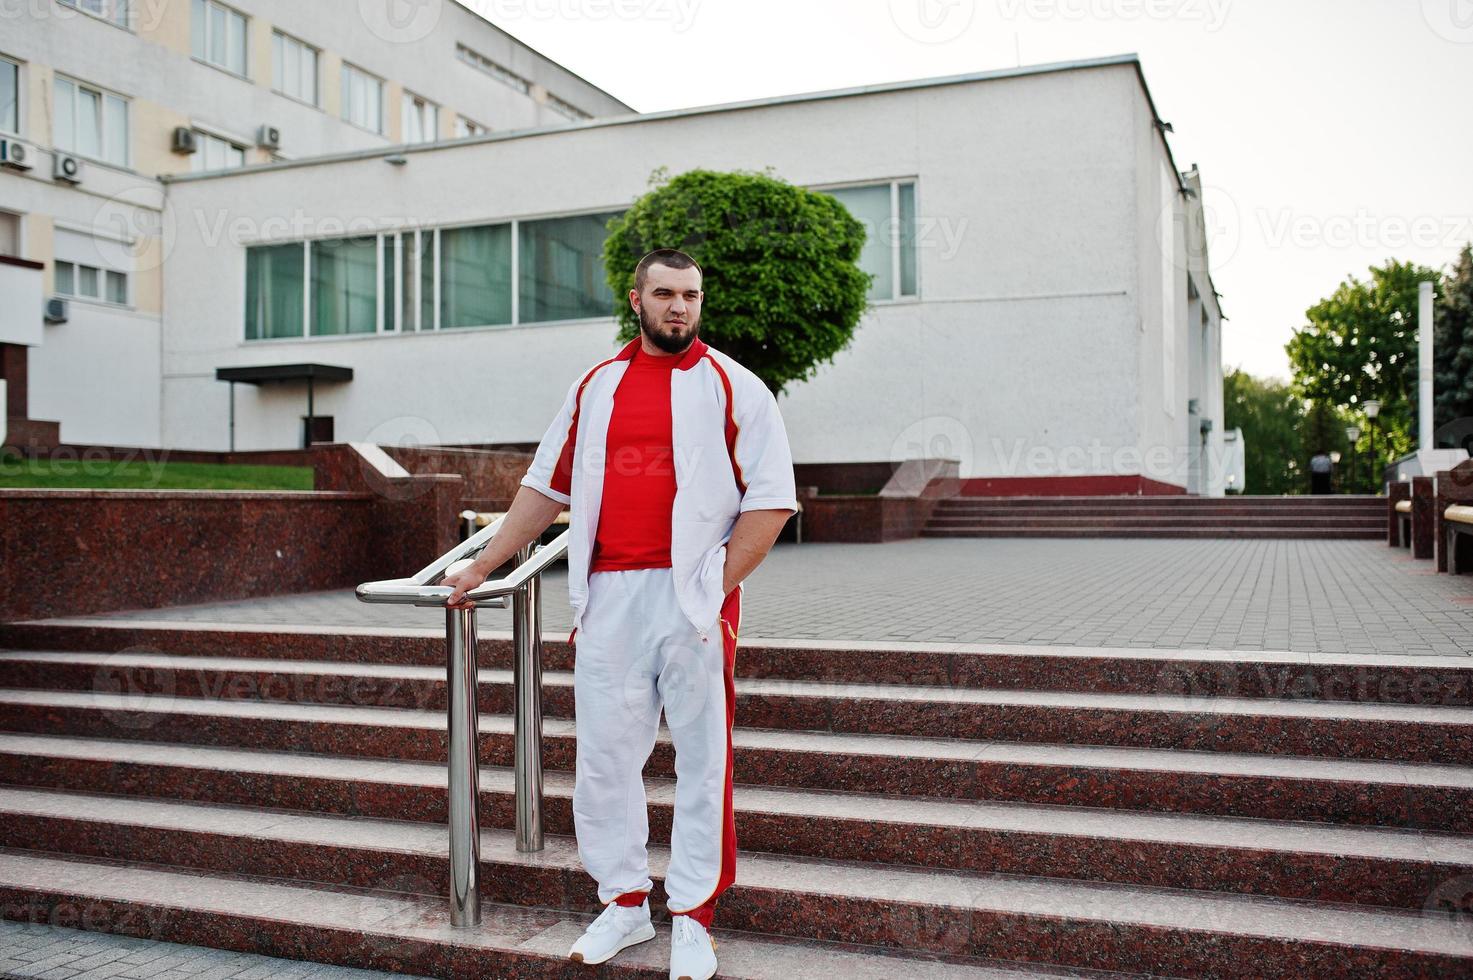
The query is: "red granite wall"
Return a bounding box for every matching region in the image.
[957,475,1187,496]
[381,446,532,511]
[0,472,466,624]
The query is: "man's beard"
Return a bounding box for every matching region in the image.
[639,304,698,355]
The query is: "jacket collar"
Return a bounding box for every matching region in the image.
[614,334,709,371]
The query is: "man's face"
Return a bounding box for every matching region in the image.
[631,263,703,355]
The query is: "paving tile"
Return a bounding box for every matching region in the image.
[32,539,1473,656]
[0,921,429,980]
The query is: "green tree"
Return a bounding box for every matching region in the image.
[602,167,871,394]
[1285,259,1441,478]
[1435,243,1473,435]
[1223,368,1307,494]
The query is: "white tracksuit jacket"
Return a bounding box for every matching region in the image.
[519,335,799,640]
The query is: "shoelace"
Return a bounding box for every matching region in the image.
[671,915,703,947]
[588,901,633,934]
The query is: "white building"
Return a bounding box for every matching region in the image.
[1,2,1228,495]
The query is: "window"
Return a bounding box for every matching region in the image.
[544,93,590,122]
[440,224,511,328]
[340,62,383,134]
[401,92,438,144]
[54,74,128,166]
[245,241,304,340]
[59,0,129,27]
[191,130,245,172]
[820,180,918,301]
[456,44,529,94]
[0,211,19,257]
[518,212,621,323]
[191,0,247,77]
[271,31,318,105]
[55,259,128,304]
[453,116,485,138]
[246,209,625,341]
[311,235,378,336]
[0,56,17,136]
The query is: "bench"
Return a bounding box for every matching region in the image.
[1409,476,1438,559]
[1388,481,1411,547]
[1434,458,1473,573]
[461,508,569,547]
[1445,505,1473,574]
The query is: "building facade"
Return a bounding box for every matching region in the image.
[1,3,1228,495]
[0,0,632,449]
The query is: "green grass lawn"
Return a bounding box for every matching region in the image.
[0,455,315,491]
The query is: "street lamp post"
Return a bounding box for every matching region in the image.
[1345,424,1362,493]
[1364,400,1382,494]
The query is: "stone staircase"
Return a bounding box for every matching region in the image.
[0,620,1470,977]
[922,495,1387,539]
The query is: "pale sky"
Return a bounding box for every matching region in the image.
[458,0,1473,381]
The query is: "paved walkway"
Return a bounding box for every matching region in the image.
[22,538,1473,657]
[0,919,429,980]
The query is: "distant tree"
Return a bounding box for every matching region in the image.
[1286,259,1441,477]
[1223,368,1307,495]
[602,167,871,395]
[1435,244,1473,435]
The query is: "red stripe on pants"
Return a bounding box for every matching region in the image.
[676,585,742,930]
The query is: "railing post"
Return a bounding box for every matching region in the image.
[446,604,482,927]
[512,543,546,851]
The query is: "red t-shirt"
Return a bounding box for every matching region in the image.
[590,345,681,572]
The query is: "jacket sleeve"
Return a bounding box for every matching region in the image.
[519,374,582,506]
[733,374,799,514]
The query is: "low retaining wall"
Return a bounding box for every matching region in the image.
[1,444,472,623]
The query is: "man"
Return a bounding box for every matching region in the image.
[443,248,798,980]
[1309,448,1333,494]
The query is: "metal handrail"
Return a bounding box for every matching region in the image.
[356,513,570,928]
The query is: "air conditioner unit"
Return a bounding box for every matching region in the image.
[256,124,281,149]
[53,152,82,183]
[171,126,198,154]
[0,138,35,170]
[44,297,69,324]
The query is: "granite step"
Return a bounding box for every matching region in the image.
[924,515,1385,527]
[934,496,1386,507]
[2,689,1471,832]
[930,503,1387,511]
[1,779,1467,913]
[5,626,1472,705]
[919,527,1386,539]
[0,850,1104,980]
[0,834,1466,977]
[2,651,1470,762]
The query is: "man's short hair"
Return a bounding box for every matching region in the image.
[634,248,703,294]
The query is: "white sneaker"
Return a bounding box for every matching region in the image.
[568,896,656,965]
[669,913,718,980]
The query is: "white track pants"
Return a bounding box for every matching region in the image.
[571,566,741,926]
